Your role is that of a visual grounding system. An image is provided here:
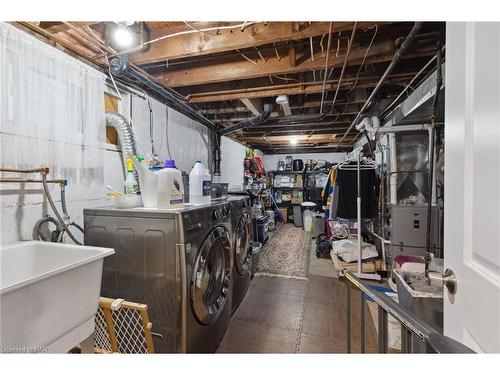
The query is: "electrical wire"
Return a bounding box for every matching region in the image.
[381,54,438,118]
[105,55,123,101]
[346,24,378,97]
[165,104,173,159]
[319,22,333,115]
[111,22,259,57]
[330,22,358,113]
[183,21,214,36]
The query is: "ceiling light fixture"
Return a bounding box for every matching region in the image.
[113,24,133,48]
[289,136,298,145]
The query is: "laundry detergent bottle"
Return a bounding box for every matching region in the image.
[157,160,184,208]
[189,161,211,204]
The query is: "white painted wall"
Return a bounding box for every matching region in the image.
[219,137,249,188]
[262,152,347,171]
[0,27,211,246]
[130,94,210,173]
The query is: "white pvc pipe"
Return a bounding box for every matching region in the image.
[389,132,398,205]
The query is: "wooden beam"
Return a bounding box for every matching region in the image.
[197,99,365,115]
[244,134,356,143]
[155,40,393,87]
[187,73,413,103]
[40,22,100,34]
[131,22,379,65]
[154,39,435,88]
[289,42,296,67]
[240,98,264,116]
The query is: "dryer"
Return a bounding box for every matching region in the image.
[228,196,253,313]
[83,201,233,353]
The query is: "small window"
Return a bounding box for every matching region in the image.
[105,93,119,145]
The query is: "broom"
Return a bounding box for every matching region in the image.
[269,190,284,223]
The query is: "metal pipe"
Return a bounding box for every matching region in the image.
[218,104,273,136]
[40,172,81,245]
[378,306,388,353]
[0,178,65,184]
[425,39,442,270]
[109,57,216,130]
[344,271,438,342]
[360,291,366,353]
[335,22,423,150]
[346,281,352,353]
[0,167,49,174]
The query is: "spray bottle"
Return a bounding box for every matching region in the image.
[124,158,138,195]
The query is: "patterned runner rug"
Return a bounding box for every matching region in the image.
[256,223,310,279]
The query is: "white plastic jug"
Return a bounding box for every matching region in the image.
[157,160,184,209]
[189,161,211,204]
[132,157,159,208]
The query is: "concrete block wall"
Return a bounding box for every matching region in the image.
[0,31,211,246]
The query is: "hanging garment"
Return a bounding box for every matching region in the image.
[335,165,377,219]
[321,166,337,218]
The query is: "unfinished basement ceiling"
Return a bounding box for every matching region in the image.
[16,21,445,153]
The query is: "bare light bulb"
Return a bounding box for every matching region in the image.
[289,137,298,145]
[113,25,134,48]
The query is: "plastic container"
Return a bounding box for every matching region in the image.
[124,158,138,195]
[110,194,143,208]
[157,160,184,209]
[301,202,317,232]
[293,205,303,227]
[189,161,211,205]
[132,157,159,208]
[265,210,276,231]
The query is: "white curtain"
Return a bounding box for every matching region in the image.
[0,22,105,186]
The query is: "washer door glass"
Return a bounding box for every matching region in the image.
[235,213,251,276]
[191,226,232,325]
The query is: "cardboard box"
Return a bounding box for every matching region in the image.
[278,208,288,223]
[295,175,303,188]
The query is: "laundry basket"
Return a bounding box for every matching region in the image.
[94,297,155,354]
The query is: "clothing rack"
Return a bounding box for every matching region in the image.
[338,152,381,281]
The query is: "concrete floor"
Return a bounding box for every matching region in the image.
[217,230,379,353]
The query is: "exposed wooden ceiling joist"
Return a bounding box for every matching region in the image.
[130,22,383,65]
[240,98,263,116]
[154,39,399,87]
[186,72,415,103]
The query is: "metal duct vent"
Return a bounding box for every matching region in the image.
[105,112,140,184]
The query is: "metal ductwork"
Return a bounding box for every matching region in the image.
[213,103,273,177]
[218,104,274,136]
[105,112,140,184]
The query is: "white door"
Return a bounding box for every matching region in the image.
[444,22,500,353]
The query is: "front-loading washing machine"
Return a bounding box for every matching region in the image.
[83,201,233,353]
[228,195,253,313]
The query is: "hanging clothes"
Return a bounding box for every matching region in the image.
[335,163,377,219]
[321,165,338,218]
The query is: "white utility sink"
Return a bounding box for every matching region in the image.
[0,241,114,353]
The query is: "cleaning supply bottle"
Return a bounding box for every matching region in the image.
[124,158,138,195]
[189,161,211,204]
[157,160,184,208]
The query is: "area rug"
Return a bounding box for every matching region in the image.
[256,224,310,279]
